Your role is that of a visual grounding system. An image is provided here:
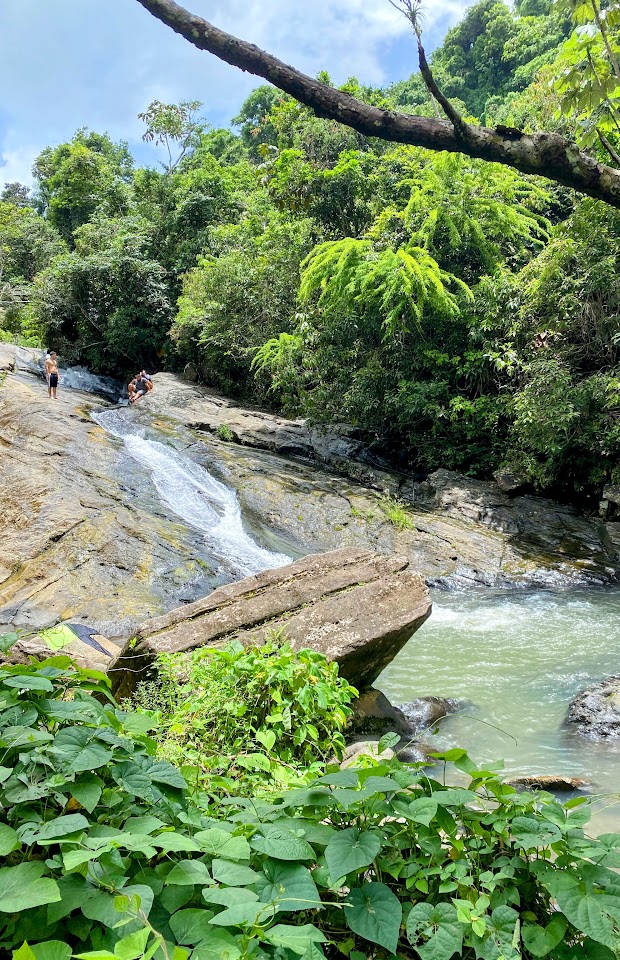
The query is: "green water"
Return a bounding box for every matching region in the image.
[377,588,620,828]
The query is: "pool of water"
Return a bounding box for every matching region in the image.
[377,588,620,827]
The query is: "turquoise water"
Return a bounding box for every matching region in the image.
[377,588,620,828]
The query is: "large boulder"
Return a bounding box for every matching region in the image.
[111,547,432,697]
[566,676,620,739]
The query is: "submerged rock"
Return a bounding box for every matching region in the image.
[398,696,466,732]
[566,676,620,740]
[112,547,432,697]
[507,775,591,792]
[351,688,414,737]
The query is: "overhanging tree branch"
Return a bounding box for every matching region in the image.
[135,0,620,208]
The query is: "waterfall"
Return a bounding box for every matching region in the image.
[92,408,291,578]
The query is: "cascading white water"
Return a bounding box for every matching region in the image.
[93,408,291,577]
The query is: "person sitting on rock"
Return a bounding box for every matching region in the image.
[130,374,150,403]
[140,370,154,392]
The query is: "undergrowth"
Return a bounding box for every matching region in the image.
[1,635,620,959]
[131,636,358,795]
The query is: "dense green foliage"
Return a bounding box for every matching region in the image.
[3,646,620,959]
[132,637,358,794]
[2,0,620,499]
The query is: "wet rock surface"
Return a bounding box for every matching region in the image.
[398,696,466,731]
[566,676,620,740]
[113,548,432,696]
[126,374,620,588]
[0,346,226,636]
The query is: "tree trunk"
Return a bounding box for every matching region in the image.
[136,0,620,208]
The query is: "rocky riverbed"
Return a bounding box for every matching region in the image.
[2,345,620,641]
[128,372,620,590]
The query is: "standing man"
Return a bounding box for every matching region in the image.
[45,352,59,399]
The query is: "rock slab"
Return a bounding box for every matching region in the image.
[112,547,432,697]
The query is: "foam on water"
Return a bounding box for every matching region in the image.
[93,408,290,577]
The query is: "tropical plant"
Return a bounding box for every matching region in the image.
[133,637,358,794]
[2,647,620,958]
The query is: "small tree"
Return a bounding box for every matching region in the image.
[138,99,204,172]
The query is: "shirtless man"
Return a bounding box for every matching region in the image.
[45,352,59,399]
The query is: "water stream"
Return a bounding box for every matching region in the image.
[92,401,620,825]
[92,408,291,578]
[377,588,620,826]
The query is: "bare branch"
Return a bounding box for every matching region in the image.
[135,0,620,208]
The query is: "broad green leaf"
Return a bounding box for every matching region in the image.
[13,947,73,960]
[190,929,242,960]
[3,674,54,691]
[477,905,520,960]
[53,727,112,772]
[237,752,271,772]
[114,927,151,960]
[522,915,568,957]
[344,882,402,954]
[150,832,202,853]
[1,725,53,748]
[299,946,327,960]
[48,875,94,923]
[403,796,438,826]
[378,732,401,753]
[202,887,258,908]
[0,822,20,856]
[209,901,277,927]
[433,788,477,806]
[0,862,60,913]
[255,730,276,752]
[33,813,89,842]
[170,909,216,946]
[71,774,103,813]
[250,826,315,861]
[144,760,187,790]
[211,859,259,886]
[555,885,616,948]
[325,828,381,879]
[194,828,251,861]
[256,860,321,912]
[166,860,213,886]
[407,902,463,960]
[263,924,327,956]
[74,953,117,960]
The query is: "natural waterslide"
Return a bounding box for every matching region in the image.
[92,408,290,578]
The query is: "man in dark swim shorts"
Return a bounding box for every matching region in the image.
[45,352,59,399]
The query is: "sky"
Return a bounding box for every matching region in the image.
[0,0,472,186]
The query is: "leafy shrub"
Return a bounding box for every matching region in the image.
[132,637,358,793]
[2,651,620,959]
[215,423,235,442]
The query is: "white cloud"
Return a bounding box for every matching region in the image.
[0,0,472,180]
[0,143,39,188]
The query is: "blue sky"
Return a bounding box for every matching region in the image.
[0,0,472,185]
